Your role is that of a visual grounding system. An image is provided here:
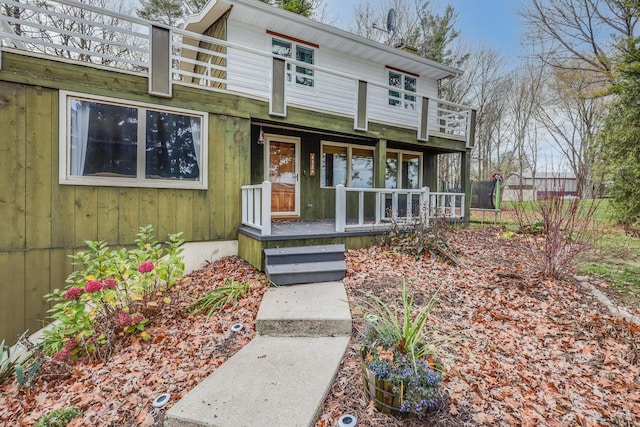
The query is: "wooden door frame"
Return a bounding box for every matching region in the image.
[264,134,301,217]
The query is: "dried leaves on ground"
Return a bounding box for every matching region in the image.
[2,229,639,426]
[0,256,268,427]
[318,228,640,426]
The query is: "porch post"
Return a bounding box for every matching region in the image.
[262,181,272,236]
[461,151,471,221]
[335,184,346,232]
[270,58,286,116]
[149,25,172,97]
[420,187,430,227]
[374,139,387,189]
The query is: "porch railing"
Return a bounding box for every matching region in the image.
[241,181,271,236]
[335,185,465,232]
[0,0,475,143]
[240,182,465,236]
[335,185,429,232]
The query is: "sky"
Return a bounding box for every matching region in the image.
[321,0,566,171]
[323,0,526,63]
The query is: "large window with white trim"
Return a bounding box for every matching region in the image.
[59,92,207,189]
[388,69,417,110]
[385,150,422,189]
[321,142,374,188]
[272,37,315,87]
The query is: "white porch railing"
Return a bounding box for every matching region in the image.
[0,0,475,143]
[428,191,466,219]
[240,182,465,236]
[241,181,271,236]
[334,184,464,232]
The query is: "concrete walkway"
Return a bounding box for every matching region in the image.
[165,281,352,427]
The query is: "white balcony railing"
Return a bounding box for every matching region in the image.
[0,0,475,144]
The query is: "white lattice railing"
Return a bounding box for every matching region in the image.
[241,181,271,236]
[0,0,150,70]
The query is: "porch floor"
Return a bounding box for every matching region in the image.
[239,219,389,241]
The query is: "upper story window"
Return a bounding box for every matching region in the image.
[321,142,374,188]
[59,91,208,189]
[388,68,417,110]
[271,34,315,88]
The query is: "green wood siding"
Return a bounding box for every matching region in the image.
[0,53,251,343]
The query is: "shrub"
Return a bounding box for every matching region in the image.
[386,215,457,264]
[43,225,184,361]
[187,278,250,318]
[35,407,82,427]
[512,192,601,278]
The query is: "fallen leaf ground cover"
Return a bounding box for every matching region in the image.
[0,257,269,426]
[318,227,640,426]
[1,228,638,426]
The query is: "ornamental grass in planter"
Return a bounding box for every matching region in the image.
[358,281,449,417]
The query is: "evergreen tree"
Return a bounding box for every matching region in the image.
[137,0,321,25]
[259,0,320,18]
[137,0,183,26]
[599,37,640,227]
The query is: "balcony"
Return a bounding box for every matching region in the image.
[0,0,475,146]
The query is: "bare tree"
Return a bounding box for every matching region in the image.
[459,47,512,181]
[537,65,608,197]
[507,59,547,199]
[519,0,639,85]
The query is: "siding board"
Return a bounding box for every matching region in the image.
[25,249,51,333]
[97,187,120,242]
[118,188,140,244]
[138,188,160,232]
[0,251,26,341]
[25,86,53,249]
[74,187,99,246]
[157,189,177,240]
[0,81,27,250]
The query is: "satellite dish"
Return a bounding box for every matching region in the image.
[386,8,397,33]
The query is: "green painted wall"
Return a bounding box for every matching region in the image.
[0,53,252,343]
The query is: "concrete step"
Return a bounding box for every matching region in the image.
[265,260,346,286]
[256,281,352,337]
[263,244,345,265]
[164,335,351,427]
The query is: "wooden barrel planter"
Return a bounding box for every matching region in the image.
[360,350,417,417]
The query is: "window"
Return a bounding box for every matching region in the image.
[321,142,374,188]
[59,92,207,189]
[388,70,417,110]
[272,37,315,87]
[385,150,422,189]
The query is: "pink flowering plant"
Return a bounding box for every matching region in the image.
[43,225,184,361]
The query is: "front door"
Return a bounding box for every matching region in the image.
[266,135,300,217]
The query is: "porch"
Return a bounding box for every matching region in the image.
[238,182,465,270]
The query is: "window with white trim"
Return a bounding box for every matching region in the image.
[388,70,417,110]
[59,92,208,189]
[321,142,374,188]
[272,37,315,87]
[385,150,422,189]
